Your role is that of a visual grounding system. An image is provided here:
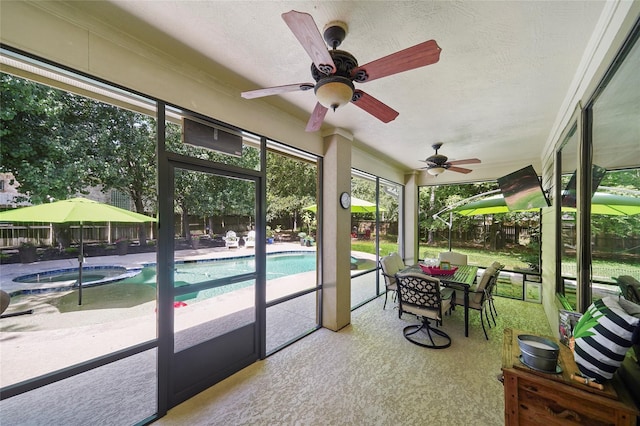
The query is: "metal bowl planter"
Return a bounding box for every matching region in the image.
[517,334,560,373]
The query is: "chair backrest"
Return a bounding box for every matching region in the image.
[246,230,256,240]
[380,254,402,289]
[616,275,640,304]
[389,252,405,271]
[226,230,237,239]
[474,266,497,304]
[491,261,505,271]
[485,267,501,297]
[439,251,468,266]
[395,272,448,321]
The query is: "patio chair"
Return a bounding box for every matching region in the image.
[245,230,256,248]
[486,261,505,322]
[453,265,498,340]
[438,251,468,266]
[379,252,405,314]
[395,271,453,349]
[224,231,239,249]
[615,275,640,304]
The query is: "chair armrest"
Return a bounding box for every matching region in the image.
[441,287,456,306]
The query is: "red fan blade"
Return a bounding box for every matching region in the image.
[448,166,473,174]
[351,90,399,123]
[241,83,314,99]
[282,11,336,75]
[448,158,481,166]
[352,40,441,83]
[305,102,328,132]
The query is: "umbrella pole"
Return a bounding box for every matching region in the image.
[78,223,84,305]
[448,212,453,251]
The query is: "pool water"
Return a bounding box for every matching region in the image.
[14,266,134,287]
[128,253,317,302]
[10,252,316,313]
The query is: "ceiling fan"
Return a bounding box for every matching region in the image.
[420,143,481,176]
[241,10,441,132]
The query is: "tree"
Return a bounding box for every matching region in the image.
[92,108,158,244]
[166,123,260,238]
[1,74,159,244]
[0,74,102,203]
[418,181,498,245]
[266,152,317,230]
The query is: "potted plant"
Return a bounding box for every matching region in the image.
[303,235,315,247]
[266,226,275,244]
[19,242,37,263]
[190,233,200,249]
[115,238,129,255]
[298,232,307,246]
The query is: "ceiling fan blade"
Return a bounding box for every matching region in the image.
[448,166,473,174]
[305,102,328,132]
[448,158,481,166]
[282,10,336,75]
[241,83,314,99]
[352,40,441,83]
[351,90,399,123]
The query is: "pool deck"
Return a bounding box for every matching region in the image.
[0,242,318,295]
[0,242,376,388]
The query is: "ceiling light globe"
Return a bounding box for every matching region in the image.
[314,76,354,111]
[427,167,446,176]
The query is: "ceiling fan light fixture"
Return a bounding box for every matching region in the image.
[314,76,354,111]
[427,167,446,176]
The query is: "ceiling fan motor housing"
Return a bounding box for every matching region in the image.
[311,50,358,110]
[427,154,449,166]
[311,50,358,81]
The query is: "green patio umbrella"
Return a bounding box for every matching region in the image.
[564,193,640,216]
[453,194,514,216]
[454,193,640,216]
[304,196,386,214]
[0,197,157,305]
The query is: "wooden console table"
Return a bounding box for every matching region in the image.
[502,328,638,425]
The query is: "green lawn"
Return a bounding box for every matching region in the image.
[420,245,531,270]
[351,239,528,269]
[352,239,640,278]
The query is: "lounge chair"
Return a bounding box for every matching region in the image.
[225,231,239,249]
[245,230,256,248]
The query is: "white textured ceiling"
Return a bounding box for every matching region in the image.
[105,0,607,182]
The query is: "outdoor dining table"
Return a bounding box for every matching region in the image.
[403,263,479,337]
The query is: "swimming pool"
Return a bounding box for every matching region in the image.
[128,252,317,302]
[10,252,317,304]
[13,266,140,293]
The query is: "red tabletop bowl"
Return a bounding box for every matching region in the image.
[419,265,458,275]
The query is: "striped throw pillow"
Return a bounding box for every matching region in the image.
[573,297,640,382]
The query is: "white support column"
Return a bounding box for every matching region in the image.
[403,172,419,266]
[322,129,353,331]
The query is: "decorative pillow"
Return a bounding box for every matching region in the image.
[573,296,640,382]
